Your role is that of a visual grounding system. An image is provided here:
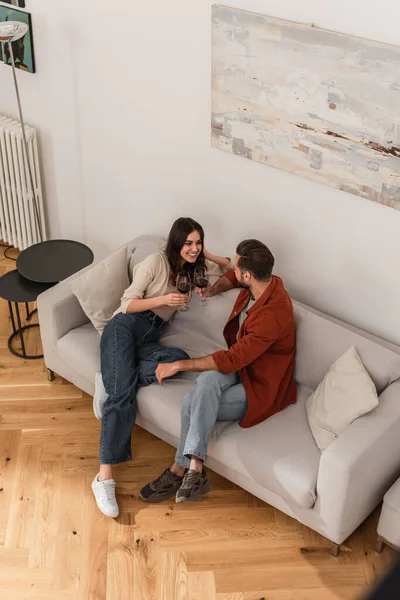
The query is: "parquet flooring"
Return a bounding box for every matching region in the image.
[0,245,397,599]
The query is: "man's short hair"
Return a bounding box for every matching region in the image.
[236,239,274,281]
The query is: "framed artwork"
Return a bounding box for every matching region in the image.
[0,1,26,7]
[212,5,400,210]
[0,6,34,73]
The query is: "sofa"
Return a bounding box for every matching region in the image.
[37,236,400,555]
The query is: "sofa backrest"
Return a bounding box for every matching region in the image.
[293,301,400,394]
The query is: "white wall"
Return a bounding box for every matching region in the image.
[1,0,400,344]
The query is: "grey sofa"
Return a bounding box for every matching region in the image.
[37,236,400,554]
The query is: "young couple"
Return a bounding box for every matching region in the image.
[92,217,297,518]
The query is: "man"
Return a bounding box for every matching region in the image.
[139,239,296,503]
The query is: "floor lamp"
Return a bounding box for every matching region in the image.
[0,21,43,242]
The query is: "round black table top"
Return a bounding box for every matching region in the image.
[16,239,94,284]
[0,270,54,303]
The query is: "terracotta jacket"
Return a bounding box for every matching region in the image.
[212,271,297,428]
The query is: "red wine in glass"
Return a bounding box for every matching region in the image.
[194,277,208,289]
[176,271,191,311]
[194,266,209,305]
[177,281,191,294]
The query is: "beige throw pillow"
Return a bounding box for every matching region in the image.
[69,246,129,334]
[306,346,379,451]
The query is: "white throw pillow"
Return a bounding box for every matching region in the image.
[69,246,129,334]
[306,346,379,451]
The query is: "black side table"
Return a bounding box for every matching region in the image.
[0,270,54,359]
[16,239,94,283]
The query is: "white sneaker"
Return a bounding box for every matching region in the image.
[93,372,107,420]
[91,474,119,518]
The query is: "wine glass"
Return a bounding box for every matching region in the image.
[176,271,191,312]
[194,266,209,305]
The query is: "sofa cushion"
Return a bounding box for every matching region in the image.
[293,302,400,394]
[207,384,320,509]
[306,346,379,451]
[137,382,320,509]
[57,322,101,383]
[160,287,238,357]
[69,246,129,334]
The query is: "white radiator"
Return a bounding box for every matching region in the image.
[0,114,46,250]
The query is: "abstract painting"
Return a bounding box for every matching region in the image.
[0,6,34,73]
[212,5,400,210]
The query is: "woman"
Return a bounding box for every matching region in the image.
[92,217,230,518]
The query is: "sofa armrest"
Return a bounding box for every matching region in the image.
[37,278,89,357]
[315,379,400,544]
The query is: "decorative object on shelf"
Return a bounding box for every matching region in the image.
[0,19,44,255]
[212,5,400,211]
[1,1,26,8]
[0,6,34,72]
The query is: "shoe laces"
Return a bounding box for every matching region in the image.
[150,469,175,491]
[99,479,116,503]
[181,470,201,488]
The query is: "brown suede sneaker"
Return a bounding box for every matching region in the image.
[139,469,184,503]
[175,469,211,503]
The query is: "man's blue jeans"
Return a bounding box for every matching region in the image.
[100,311,189,464]
[175,371,248,468]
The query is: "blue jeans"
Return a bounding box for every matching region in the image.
[175,371,248,468]
[100,311,189,464]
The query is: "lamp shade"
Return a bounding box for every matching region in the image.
[0,21,29,42]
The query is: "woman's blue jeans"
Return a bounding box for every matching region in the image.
[100,311,188,464]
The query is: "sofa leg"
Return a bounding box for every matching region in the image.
[47,368,55,382]
[331,543,340,557]
[375,536,384,553]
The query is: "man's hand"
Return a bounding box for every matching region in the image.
[194,281,214,298]
[156,361,181,385]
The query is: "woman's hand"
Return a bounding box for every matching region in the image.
[163,293,189,307]
[156,361,181,384]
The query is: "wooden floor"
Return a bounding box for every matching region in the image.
[0,246,397,600]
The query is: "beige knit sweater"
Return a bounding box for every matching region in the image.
[115,251,225,321]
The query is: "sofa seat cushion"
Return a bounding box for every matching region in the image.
[57,323,101,383]
[137,382,320,509]
[137,374,233,442]
[207,384,320,509]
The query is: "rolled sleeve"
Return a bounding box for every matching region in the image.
[119,261,154,313]
[212,314,281,373]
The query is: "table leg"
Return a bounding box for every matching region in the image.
[8,301,17,334]
[15,302,27,358]
[25,302,29,320]
[26,306,37,321]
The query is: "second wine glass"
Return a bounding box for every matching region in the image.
[176,271,191,312]
[194,266,209,305]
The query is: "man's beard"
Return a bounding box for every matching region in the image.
[238,275,250,289]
